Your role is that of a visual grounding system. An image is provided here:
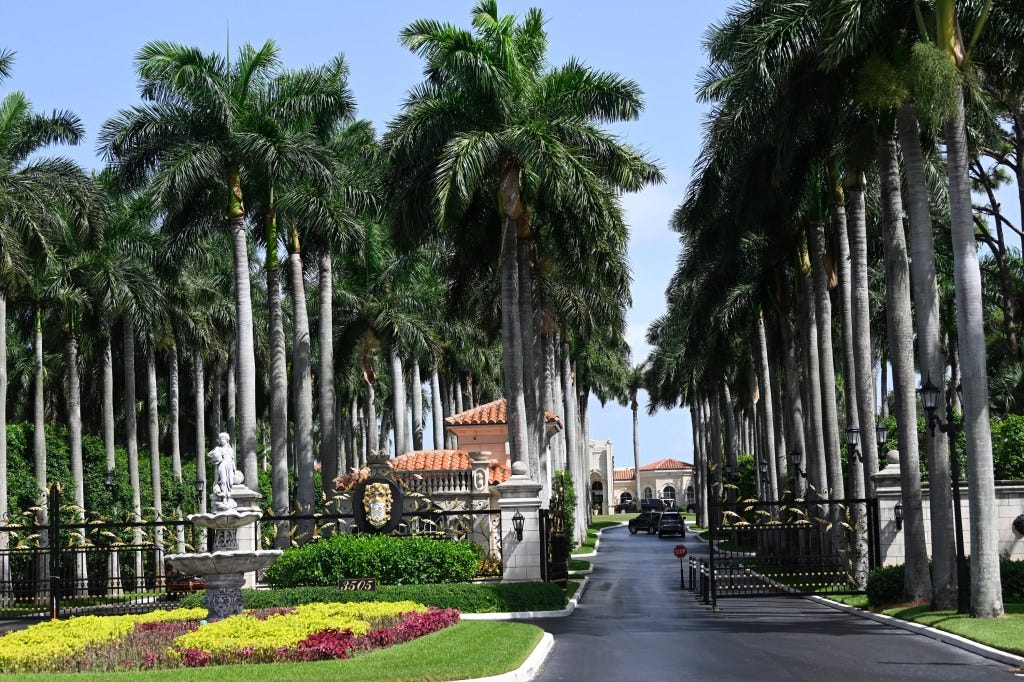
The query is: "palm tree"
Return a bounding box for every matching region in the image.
[387,0,661,479]
[101,40,301,489]
[623,363,645,506]
[933,0,1004,618]
[0,78,85,578]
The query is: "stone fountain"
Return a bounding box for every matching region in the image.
[166,433,282,621]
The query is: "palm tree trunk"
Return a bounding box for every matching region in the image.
[945,89,1002,617]
[756,314,778,500]
[66,327,87,593]
[227,169,257,490]
[500,215,530,472]
[123,318,143,585]
[166,343,185,552]
[32,306,46,522]
[287,247,315,538]
[430,365,444,450]
[318,253,336,497]
[265,245,290,547]
[879,357,888,419]
[810,222,844,499]
[389,344,408,455]
[548,333,566,471]
[366,383,379,456]
[211,363,223,437]
[801,258,828,497]
[411,355,423,451]
[777,270,807,497]
[770,362,788,492]
[146,343,165,580]
[578,392,591,543]
[561,340,578,479]
[897,103,956,609]
[103,332,116,483]
[0,291,7,591]
[518,237,543,485]
[193,352,207,549]
[227,351,237,450]
[844,170,879,495]
[631,393,641,503]
[878,129,931,602]
[722,382,738,468]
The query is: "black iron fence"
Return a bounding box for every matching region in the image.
[703,497,880,607]
[0,484,203,621]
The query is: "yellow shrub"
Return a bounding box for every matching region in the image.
[172,601,427,656]
[0,608,206,673]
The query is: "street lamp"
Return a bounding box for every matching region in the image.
[917,376,969,614]
[846,425,862,462]
[194,477,205,501]
[875,421,888,451]
[511,509,525,542]
[787,449,807,480]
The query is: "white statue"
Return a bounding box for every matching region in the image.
[208,432,241,511]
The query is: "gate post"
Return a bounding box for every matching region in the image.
[497,462,543,582]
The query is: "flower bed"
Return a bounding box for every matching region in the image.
[0,602,459,674]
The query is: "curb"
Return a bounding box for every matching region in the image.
[457,632,555,682]
[809,595,1024,668]
[462,576,590,620]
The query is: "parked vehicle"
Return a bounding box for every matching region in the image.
[614,499,638,513]
[657,511,686,538]
[628,511,659,534]
[639,498,664,512]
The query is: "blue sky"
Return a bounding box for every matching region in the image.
[4,1,732,468]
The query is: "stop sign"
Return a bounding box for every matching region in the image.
[674,545,687,559]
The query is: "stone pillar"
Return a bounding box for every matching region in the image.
[871,450,903,566]
[228,483,262,587]
[497,462,543,582]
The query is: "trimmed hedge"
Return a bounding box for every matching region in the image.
[867,558,1024,607]
[263,533,482,587]
[180,581,569,613]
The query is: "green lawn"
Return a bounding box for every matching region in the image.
[882,602,1024,656]
[2,620,544,682]
[569,559,590,572]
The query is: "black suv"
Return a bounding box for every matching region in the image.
[656,511,686,538]
[628,511,659,534]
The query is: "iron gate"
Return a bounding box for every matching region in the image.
[703,497,880,607]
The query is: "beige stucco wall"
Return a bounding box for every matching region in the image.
[449,424,508,467]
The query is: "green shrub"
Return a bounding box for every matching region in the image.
[1002,557,1024,604]
[866,564,905,607]
[263,533,482,587]
[180,581,569,613]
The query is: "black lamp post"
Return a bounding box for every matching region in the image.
[511,509,525,542]
[875,421,888,452]
[917,376,969,614]
[788,449,807,480]
[846,425,862,462]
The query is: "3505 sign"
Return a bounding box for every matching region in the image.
[338,578,377,591]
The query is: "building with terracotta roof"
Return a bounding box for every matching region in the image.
[589,440,615,514]
[612,457,695,510]
[443,399,563,473]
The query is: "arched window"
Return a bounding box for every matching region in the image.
[591,481,604,506]
[619,491,633,503]
[686,485,695,503]
[643,487,653,499]
[662,485,676,502]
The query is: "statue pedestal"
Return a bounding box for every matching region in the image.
[228,484,262,587]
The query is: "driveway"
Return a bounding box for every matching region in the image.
[525,525,1015,681]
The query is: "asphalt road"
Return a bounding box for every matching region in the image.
[526,524,1017,681]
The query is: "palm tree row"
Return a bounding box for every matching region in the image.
[647,0,1024,619]
[0,1,660,563]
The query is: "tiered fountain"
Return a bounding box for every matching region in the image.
[166,434,282,621]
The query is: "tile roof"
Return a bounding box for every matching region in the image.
[640,457,693,471]
[334,449,511,489]
[444,398,563,429]
[613,468,635,481]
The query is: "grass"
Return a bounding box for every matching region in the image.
[566,581,580,599]
[0,620,544,682]
[880,603,1024,657]
[568,559,590,572]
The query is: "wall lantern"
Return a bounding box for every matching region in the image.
[104,470,115,492]
[894,498,904,532]
[511,509,525,541]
